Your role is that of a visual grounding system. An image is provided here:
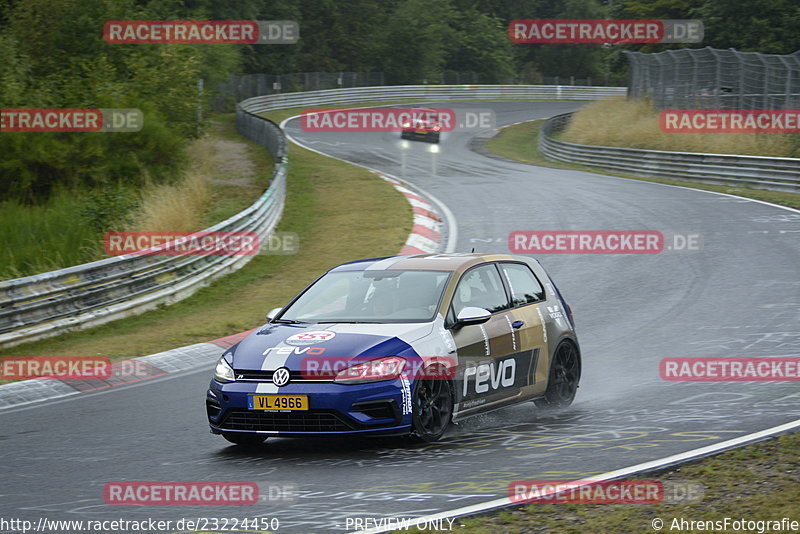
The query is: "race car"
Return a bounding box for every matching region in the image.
[207,253,581,445]
[400,108,442,143]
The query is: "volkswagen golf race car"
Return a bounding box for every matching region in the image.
[206,253,581,445]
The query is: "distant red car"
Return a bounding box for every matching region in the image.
[400,108,441,143]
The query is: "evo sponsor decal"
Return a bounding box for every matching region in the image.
[262,346,326,356]
[460,352,531,401]
[285,331,336,345]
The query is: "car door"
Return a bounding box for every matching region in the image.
[497,261,551,397]
[449,263,520,413]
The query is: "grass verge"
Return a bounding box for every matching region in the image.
[484,120,800,210]
[561,97,799,158]
[1,115,411,361]
[398,431,800,533]
[0,190,102,279]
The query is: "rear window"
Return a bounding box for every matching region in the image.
[500,263,545,305]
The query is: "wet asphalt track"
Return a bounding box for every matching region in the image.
[1,101,798,533]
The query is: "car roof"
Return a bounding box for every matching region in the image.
[329,253,521,274]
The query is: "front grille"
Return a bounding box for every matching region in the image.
[220,410,355,432]
[233,369,331,382]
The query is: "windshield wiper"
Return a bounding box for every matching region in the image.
[271,319,307,324]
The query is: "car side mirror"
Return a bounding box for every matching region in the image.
[266,307,283,321]
[455,307,491,327]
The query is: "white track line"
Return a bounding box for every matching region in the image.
[361,418,800,533]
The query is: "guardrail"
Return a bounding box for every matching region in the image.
[540,113,800,192]
[240,84,626,113]
[0,84,623,349]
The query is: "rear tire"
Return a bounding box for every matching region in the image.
[222,433,267,447]
[535,341,581,409]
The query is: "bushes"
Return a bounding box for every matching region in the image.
[0,0,240,204]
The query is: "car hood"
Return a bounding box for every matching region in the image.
[230,322,434,371]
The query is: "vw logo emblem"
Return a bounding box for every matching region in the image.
[272,367,291,387]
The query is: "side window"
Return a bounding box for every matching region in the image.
[452,264,510,315]
[500,263,545,306]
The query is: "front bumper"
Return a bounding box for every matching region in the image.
[207,378,413,437]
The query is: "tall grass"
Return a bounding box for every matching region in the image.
[0,190,102,279]
[128,174,211,233]
[127,135,216,232]
[562,97,799,158]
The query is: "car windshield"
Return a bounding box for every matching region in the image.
[279,269,451,324]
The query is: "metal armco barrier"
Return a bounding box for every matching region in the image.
[0,84,623,348]
[540,113,800,193]
[240,84,626,114]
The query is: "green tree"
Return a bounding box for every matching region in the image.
[0,0,241,203]
[694,0,800,54]
[445,5,515,83]
[382,0,456,84]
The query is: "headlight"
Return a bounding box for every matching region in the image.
[214,356,236,383]
[334,356,406,384]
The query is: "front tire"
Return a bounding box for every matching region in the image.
[411,375,453,442]
[535,341,581,409]
[222,433,267,447]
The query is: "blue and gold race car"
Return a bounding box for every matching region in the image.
[207,253,581,445]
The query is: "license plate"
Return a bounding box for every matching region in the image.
[248,395,308,411]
